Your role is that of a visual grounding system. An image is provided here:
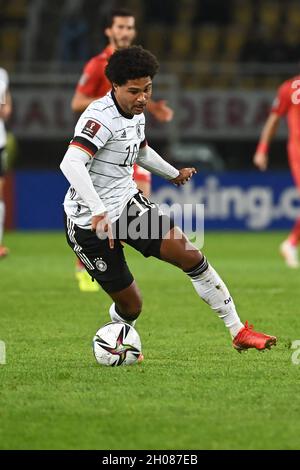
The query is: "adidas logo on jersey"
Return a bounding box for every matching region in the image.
[121,130,127,139]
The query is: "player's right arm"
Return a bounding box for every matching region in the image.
[71,91,96,114]
[253,113,281,171]
[60,145,107,217]
[60,146,114,248]
[253,81,291,171]
[71,58,106,113]
[60,112,114,247]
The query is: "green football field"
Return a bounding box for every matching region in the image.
[0,231,300,450]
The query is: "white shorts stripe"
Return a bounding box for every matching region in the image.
[67,217,95,270]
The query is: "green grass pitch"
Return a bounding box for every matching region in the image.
[0,231,300,450]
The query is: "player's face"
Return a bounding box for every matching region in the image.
[114,77,153,116]
[105,16,136,49]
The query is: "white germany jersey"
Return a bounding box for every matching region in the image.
[63,91,146,228]
[0,67,9,148]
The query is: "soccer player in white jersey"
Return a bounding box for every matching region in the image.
[0,67,12,258]
[60,46,277,354]
[71,8,173,292]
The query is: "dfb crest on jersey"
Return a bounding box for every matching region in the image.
[94,257,107,272]
[136,123,141,139]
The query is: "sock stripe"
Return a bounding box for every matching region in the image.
[185,256,209,278]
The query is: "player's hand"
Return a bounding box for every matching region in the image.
[149,100,174,122]
[170,168,197,186]
[253,152,268,171]
[91,213,114,249]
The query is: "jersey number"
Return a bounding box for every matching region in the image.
[121,144,138,167]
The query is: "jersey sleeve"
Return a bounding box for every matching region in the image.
[70,108,113,158]
[271,81,292,116]
[76,58,106,98]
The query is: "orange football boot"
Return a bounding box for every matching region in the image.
[233,321,277,352]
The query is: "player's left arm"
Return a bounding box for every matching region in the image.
[253,112,281,171]
[136,144,196,185]
[253,81,290,171]
[0,91,12,120]
[146,99,174,122]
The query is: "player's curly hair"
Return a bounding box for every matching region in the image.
[105,46,159,86]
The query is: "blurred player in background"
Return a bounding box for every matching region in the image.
[71,8,173,291]
[253,76,300,268]
[0,67,12,259]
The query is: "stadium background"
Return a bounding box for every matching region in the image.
[1,0,300,452]
[2,0,300,230]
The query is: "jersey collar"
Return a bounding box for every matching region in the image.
[111,90,134,120]
[103,44,115,58]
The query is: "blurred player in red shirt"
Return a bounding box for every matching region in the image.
[72,8,174,290]
[253,75,300,268]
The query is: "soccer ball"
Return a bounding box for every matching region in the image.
[93,322,142,366]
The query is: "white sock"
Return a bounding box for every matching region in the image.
[0,200,5,245]
[109,303,136,327]
[186,258,244,338]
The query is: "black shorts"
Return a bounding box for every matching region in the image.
[64,192,174,294]
[0,147,7,177]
